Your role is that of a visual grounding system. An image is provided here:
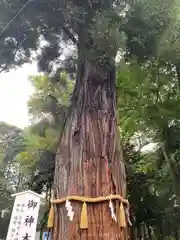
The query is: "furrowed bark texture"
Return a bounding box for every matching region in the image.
[53,60,128,239]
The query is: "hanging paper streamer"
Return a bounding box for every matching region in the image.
[65,199,74,221]
[109,200,117,222]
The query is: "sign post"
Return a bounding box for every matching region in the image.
[6,190,44,240]
[43,232,51,240]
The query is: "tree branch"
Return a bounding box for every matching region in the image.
[60,25,77,45]
[48,4,77,45]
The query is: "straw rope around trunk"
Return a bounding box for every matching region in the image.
[47,194,129,229]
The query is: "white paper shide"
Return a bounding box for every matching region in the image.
[65,199,74,221]
[109,200,117,222]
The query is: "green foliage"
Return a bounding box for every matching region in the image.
[28,73,73,121]
[123,0,180,62]
[0,0,128,72]
[0,73,73,194]
[0,211,12,239]
[115,1,180,238]
[16,73,73,192]
[0,123,19,238]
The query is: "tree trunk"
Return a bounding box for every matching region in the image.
[53,59,128,239]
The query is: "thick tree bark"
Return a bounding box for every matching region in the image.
[53,59,128,239]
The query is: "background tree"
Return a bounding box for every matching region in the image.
[118,0,180,205]
[0,123,20,239]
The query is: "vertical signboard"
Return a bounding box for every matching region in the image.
[6,190,43,240]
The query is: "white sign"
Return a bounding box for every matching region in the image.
[6,190,42,240]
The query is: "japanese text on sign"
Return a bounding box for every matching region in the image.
[6,191,41,240]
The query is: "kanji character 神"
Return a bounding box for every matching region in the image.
[24,216,34,227]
